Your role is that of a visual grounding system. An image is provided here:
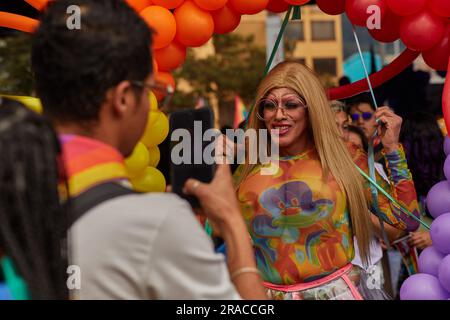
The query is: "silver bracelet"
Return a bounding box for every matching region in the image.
[230,267,261,281]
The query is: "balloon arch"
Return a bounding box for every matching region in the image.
[1,0,450,300]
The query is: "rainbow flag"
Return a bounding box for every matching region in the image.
[392,238,419,275]
[234,95,248,129]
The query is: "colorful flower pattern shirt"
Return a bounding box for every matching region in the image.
[236,143,420,285]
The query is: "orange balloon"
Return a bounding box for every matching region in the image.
[141,6,176,49]
[154,72,176,101]
[228,0,269,15]
[153,58,159,74]
[194,0,227,11]
[174,1,214,47]
[211,5,241,35]
[152,0,184,9]
[154,42,187,72]
[126,0,154,12]
[24,0,49,11]
[0,12,39,33]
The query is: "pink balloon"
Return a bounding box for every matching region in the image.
[400,11,446,51]
[423,26,450,71]
[369,9,401,43]
[386,0,426,17]
[316,0,346,15]
[430,0,450,18]
[346,0,387,27]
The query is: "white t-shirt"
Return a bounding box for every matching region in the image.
[70,192,240,300]
[352,163,389,270]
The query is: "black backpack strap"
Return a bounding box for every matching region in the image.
[69,182,137,228]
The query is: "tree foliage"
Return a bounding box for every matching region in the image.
[0,32,34,96]
[172,33,266,122]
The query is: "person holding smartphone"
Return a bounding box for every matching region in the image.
[31,0,265,300]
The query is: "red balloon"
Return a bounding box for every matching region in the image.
[228,0,269,15]
[316,0,346,15]
[386,0,426,17]
[174,1,214,47]
[430,0,450,18]
[141,6,177,49]
[267,0,290,13]
[369,10,401,43]
[193,0,227,11]
[423,26,450,71]
[328,49,420,100]
[284,0,310,5]
[211,5,242,35]
[400,11,446,51]
[152,0,184,9]
[154,42,187,72]
[346,0,387,27]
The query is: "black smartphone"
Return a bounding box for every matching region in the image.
[169,107,216,208]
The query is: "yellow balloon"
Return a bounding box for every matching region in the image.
[141,111,169,148]
[131,167,166,193]
[125,142,150,178]
[1,94,42,114]
[148,145,161,167]
[149,91,158,111]
[147,91,159,127]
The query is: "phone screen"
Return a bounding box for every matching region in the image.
[169,107,216,208]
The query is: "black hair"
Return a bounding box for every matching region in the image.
[347,125,369,153]
[31,0,153,124]
[0,98,69,300]
[345,92,376,112]
[400,112,446,199]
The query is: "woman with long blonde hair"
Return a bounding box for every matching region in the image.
[235,62,420,300]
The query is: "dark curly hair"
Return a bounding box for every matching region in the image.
[400,112,446,199]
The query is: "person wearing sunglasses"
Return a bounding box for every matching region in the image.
[347,93,378,140]
[234,62,420,300]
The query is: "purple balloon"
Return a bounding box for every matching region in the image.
[438,255,450,292]
[400,273,449,300]
[430,213,450,255]
[445,136,450,156]
[427,181,450,219]
[445,156,450,181]
[419,246,446,277]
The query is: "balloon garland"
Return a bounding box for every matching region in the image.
[1,0,450,300]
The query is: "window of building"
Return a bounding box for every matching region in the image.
[285,21,304,41]
[313,58,337,76]
[311,21,335,41]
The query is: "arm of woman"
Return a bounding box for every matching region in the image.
[351,143,420,231]
[350,107,420,231]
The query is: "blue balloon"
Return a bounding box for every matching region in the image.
[419,246,446,277]
[400,273,449,300]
